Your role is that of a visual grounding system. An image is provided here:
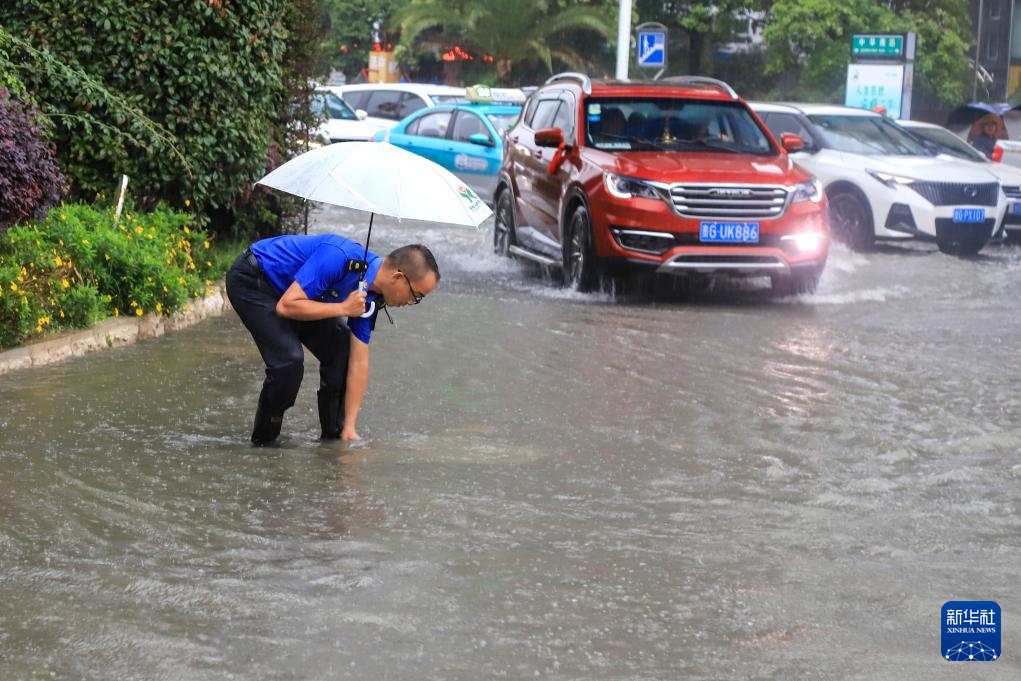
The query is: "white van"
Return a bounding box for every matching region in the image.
[326,83,468,128]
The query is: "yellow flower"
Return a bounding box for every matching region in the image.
[178,277,186,285]
[104,254,110,261]
[203,240,210,249]
[105,294,112,302]
[129,300,137,307]
[82,239,89,245]
[183,226,191,234]
[59,239,64,246]
[114,309,120,317]
[61,278,70,289]
[134,226,144,234]
[135,308,143,316]
[55,256,63,266]
[9,282,17,292]
[155,302,162,314]
[184,199,191,207]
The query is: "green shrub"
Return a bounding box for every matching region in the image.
[0,1,332,241]
[0,202,225,348]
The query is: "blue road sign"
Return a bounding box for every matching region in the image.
[637,31,666,68]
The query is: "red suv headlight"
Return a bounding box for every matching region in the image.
[790,179,822,204]
[603,172,663,200]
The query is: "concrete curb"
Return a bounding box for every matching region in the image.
[0,282,233,375]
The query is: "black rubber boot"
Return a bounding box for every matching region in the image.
[317,389,342,440]
[251,404,284,445]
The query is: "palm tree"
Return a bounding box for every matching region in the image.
[396,0,615,84]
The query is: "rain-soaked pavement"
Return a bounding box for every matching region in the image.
[2,204,1020,680]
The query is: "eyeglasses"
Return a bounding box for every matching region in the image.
[398,270,424,304]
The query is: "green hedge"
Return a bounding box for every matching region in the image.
[0,1,291,220]
[0,203,235,348]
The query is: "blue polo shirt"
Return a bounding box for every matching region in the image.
[250,234,382,344]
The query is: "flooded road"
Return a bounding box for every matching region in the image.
[2,205,1020,680]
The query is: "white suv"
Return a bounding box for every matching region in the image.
[751,103,1007,255]
[326,83,468,129]
[897,118,1021,241]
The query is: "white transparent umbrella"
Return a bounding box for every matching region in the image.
[256,141,493,269]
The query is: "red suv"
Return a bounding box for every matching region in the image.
[494,73,829,294]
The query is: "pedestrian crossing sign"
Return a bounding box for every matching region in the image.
[637,30,666,68]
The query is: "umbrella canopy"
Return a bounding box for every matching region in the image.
[944,101,1021,141]
[256,141,492,228]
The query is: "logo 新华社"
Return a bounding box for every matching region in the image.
[942,601,1000,661]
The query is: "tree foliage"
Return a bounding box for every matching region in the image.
[636,0,767,76]
[0,0,312,236]
[763,0,972,105]
[395,0,615,85]
[322,0,408,81]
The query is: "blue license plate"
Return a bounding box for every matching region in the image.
[699,221,759,243]
[953,208,985,223]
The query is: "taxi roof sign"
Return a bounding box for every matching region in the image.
[466,84,526,104]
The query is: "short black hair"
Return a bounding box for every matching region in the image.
[386,244,440,282]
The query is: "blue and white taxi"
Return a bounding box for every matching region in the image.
[372,86,524,203]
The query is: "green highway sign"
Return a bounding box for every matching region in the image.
[851,34,904,58]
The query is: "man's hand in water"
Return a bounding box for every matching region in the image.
[342,289,367,316]
[341,425,361,441]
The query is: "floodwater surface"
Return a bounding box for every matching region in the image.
[1,206,1019,680]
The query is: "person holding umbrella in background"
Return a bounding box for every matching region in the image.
[226,234,439,445]
[971,116,1001,159]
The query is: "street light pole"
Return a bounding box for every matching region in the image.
[616,0,632,80]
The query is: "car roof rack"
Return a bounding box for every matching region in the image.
[544,72,592,95]
[659,76,738,100]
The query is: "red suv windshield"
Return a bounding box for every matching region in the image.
[584,97,776,155]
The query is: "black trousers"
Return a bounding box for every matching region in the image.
[225,250,351,436]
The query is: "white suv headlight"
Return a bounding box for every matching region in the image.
[790,179,822,203]
[866,169,917,187]
[603,173,661,200]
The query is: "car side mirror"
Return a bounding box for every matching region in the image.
[356,109,368,120]
[781,132,806,153]
[468,133,495,147]
[535,127,566,148]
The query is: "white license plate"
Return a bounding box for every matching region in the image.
[699,222,759,243]
[953,208,985,223]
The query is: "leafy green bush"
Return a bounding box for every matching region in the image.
[0,1,315,237]
[0,203,225,348]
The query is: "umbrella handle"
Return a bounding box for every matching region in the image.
[360,212,374,284]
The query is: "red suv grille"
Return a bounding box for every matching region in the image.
[668,184,789,219]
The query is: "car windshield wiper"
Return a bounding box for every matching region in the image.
[597,133,668,151]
